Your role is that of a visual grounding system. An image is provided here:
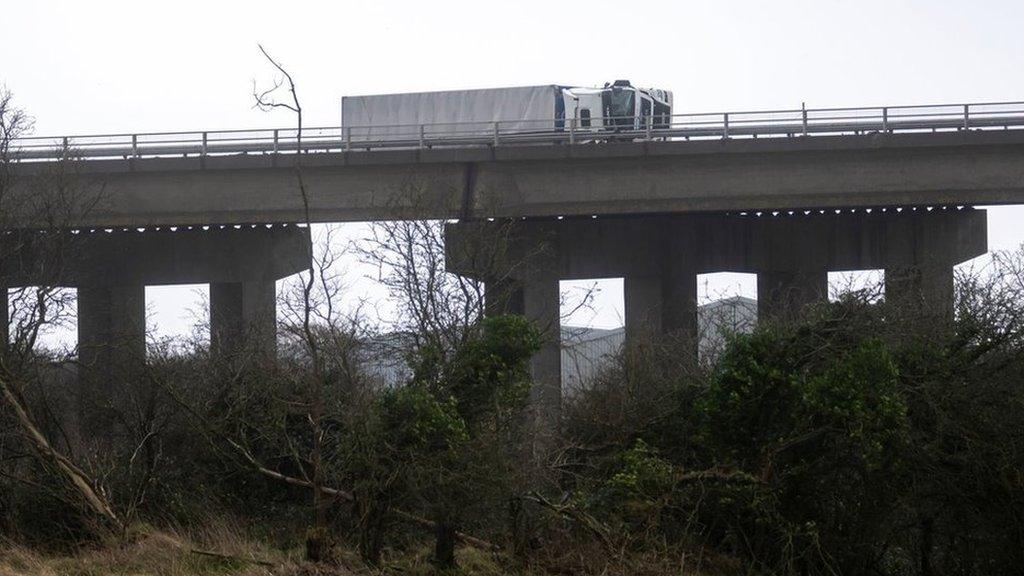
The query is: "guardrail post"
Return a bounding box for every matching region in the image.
[419,124,425,149]
[645,114,653,140]
[493,121,500,147]
[569,118,576,145]
[62,136,69,151]
[131,134,138,157]
[723,113,730,138]
[963,104,970,130]
[882,107,889,132]
[201,132,208,157]
[344,127,352,151]
[273,129,279,154]
[801,109,808,136]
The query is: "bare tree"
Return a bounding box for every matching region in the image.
[251,45,338,561]
[357,213,486,365]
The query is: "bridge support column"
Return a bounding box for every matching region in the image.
[210,280,277,359]
[624,269,698,346]
[484,278,524,318]
[885,264,954,322]
[880,210,974,324]
[489,267,563,441]
[0,286,8,350]
[623,218,699,356]
[1,288,8,351]
[624,275,662,342]
[520,273,562,436]
[483,272,561,439]
[77,284,146,396]
[757,269,828,321]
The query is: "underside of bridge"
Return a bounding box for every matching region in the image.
[445,207,989,423]
[1,225,311,394]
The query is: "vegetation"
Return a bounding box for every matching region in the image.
[3,82,1024,575]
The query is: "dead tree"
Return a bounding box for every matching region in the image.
[252,44,335,562]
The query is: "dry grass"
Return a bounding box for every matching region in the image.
[0,522,354,576]
[0,522,723,576]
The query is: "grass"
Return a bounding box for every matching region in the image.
[0,521,726,576]
[0,523,310,576]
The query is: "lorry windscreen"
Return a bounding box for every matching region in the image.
[604,89,635,127]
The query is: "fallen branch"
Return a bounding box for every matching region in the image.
[0,375,124,532]
[676,468,763,485]
[226,437,499,552]
[156,372,499,553]
[524,491,615,551]
[191,548,275,568]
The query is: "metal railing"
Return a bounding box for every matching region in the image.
[10,100,1024,162]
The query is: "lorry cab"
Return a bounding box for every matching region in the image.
[562,80,672,132]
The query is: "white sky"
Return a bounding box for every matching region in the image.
[3,0,1024,342]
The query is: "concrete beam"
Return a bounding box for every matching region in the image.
[210,280,277,358]
[1,225,311,288]
[446,209,987,281]
[8,131,1024,228]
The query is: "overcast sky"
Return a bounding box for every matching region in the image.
[3,0,1024,342]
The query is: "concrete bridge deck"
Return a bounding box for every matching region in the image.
[8,129,1024,228]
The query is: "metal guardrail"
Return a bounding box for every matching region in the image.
[10,101,1024,161]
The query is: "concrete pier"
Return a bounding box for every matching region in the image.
[446,208,989,424]
[482,268,562,430]
[484,279,524,318]
[623,275,663,341]
[623,266,698,345]
[757,269,828,320]
[0,225,311,382]
[1,288,8,351]
[885,264,954,319]
[520,273,561,431]
[77,283,147,388]
[210,280,277,358]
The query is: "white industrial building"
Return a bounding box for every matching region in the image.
[363,296,758,392]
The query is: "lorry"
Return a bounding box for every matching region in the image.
[340,80,673,142]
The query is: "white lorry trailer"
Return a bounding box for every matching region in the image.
[341,80,672,142]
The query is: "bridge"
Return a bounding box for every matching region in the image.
[8,100,1024,226]
[3,99,1021,419]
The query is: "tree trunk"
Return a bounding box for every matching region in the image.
[508,495,529,559]
[434,522,457,569]
[920,516,935,576]
[305,522,329,563]
[357,498,387,566]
